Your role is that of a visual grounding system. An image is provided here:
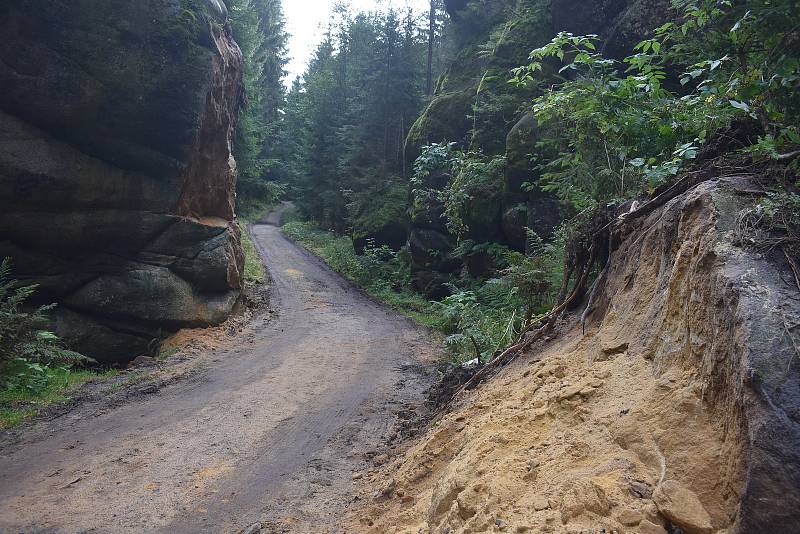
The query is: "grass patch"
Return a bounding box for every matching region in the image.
[158,346,181,361]
[281,220,442,329]
[0,367,117,429]
[238,221,266,286]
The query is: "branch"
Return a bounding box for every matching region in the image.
[777,150,800,162]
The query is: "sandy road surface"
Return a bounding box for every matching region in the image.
[0,208,438,533]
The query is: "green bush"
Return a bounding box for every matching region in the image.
[412,143,507,239]
[435,228,565,363]
[510,0,800,211]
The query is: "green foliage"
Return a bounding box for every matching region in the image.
[435,288,517,362]
[228,0,289,212]
[434,227,565,363]
[0,366,116,429]
[1,259,89,382]
[510,0,800,212]
[412,143,506,238]
[512,34,720,209]
[0,258,98,427]
[669,0,800,139]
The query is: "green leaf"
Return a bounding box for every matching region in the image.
[785,129,800,145]
[630,158,646,167]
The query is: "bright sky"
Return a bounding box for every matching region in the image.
[283,0,429,86]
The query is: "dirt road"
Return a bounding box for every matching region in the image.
[0,209,438,533]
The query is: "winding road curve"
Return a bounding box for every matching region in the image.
[0,207,437,533]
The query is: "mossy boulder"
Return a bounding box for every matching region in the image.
[406,89,473,162]
[351,185,410,252]
[463,183,503,243]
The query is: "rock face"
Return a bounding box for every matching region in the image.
[0,0,245,363]
[653,480,713,534]
[594,177,800,532]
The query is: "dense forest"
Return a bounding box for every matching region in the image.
[234,0,800,363]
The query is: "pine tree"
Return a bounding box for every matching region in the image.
[227,0,289,212]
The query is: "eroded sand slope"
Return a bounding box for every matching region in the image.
[350,177,800,534]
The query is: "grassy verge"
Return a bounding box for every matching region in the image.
[0,367,118,429]
[280,211,566,365]
[238,221,267,287]
[236,198,275,288]
[280,218,442,329]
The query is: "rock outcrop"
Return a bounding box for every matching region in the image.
[348,176,800,533]
[0,0,245,363]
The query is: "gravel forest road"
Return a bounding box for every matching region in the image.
[0,207,438,533]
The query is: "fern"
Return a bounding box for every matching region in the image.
[0,259,90,382]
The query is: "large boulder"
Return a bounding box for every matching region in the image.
[0,0,245,363]
[504,113,563,249]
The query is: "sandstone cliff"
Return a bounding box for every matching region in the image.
[0,0,245,363]
[350,176,800,533]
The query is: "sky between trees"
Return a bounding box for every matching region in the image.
[283,0,429,84]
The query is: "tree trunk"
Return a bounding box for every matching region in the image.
[426,0,435,95]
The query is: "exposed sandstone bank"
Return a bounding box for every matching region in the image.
[348,177,800,533]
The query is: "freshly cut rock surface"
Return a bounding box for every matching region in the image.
[0,0,244,362]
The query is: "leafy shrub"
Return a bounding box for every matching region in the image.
[511,31,735,210]
[434,229,566,363]
[0,259,89,393]
[510,0,800,211]
[412,143,506,238]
